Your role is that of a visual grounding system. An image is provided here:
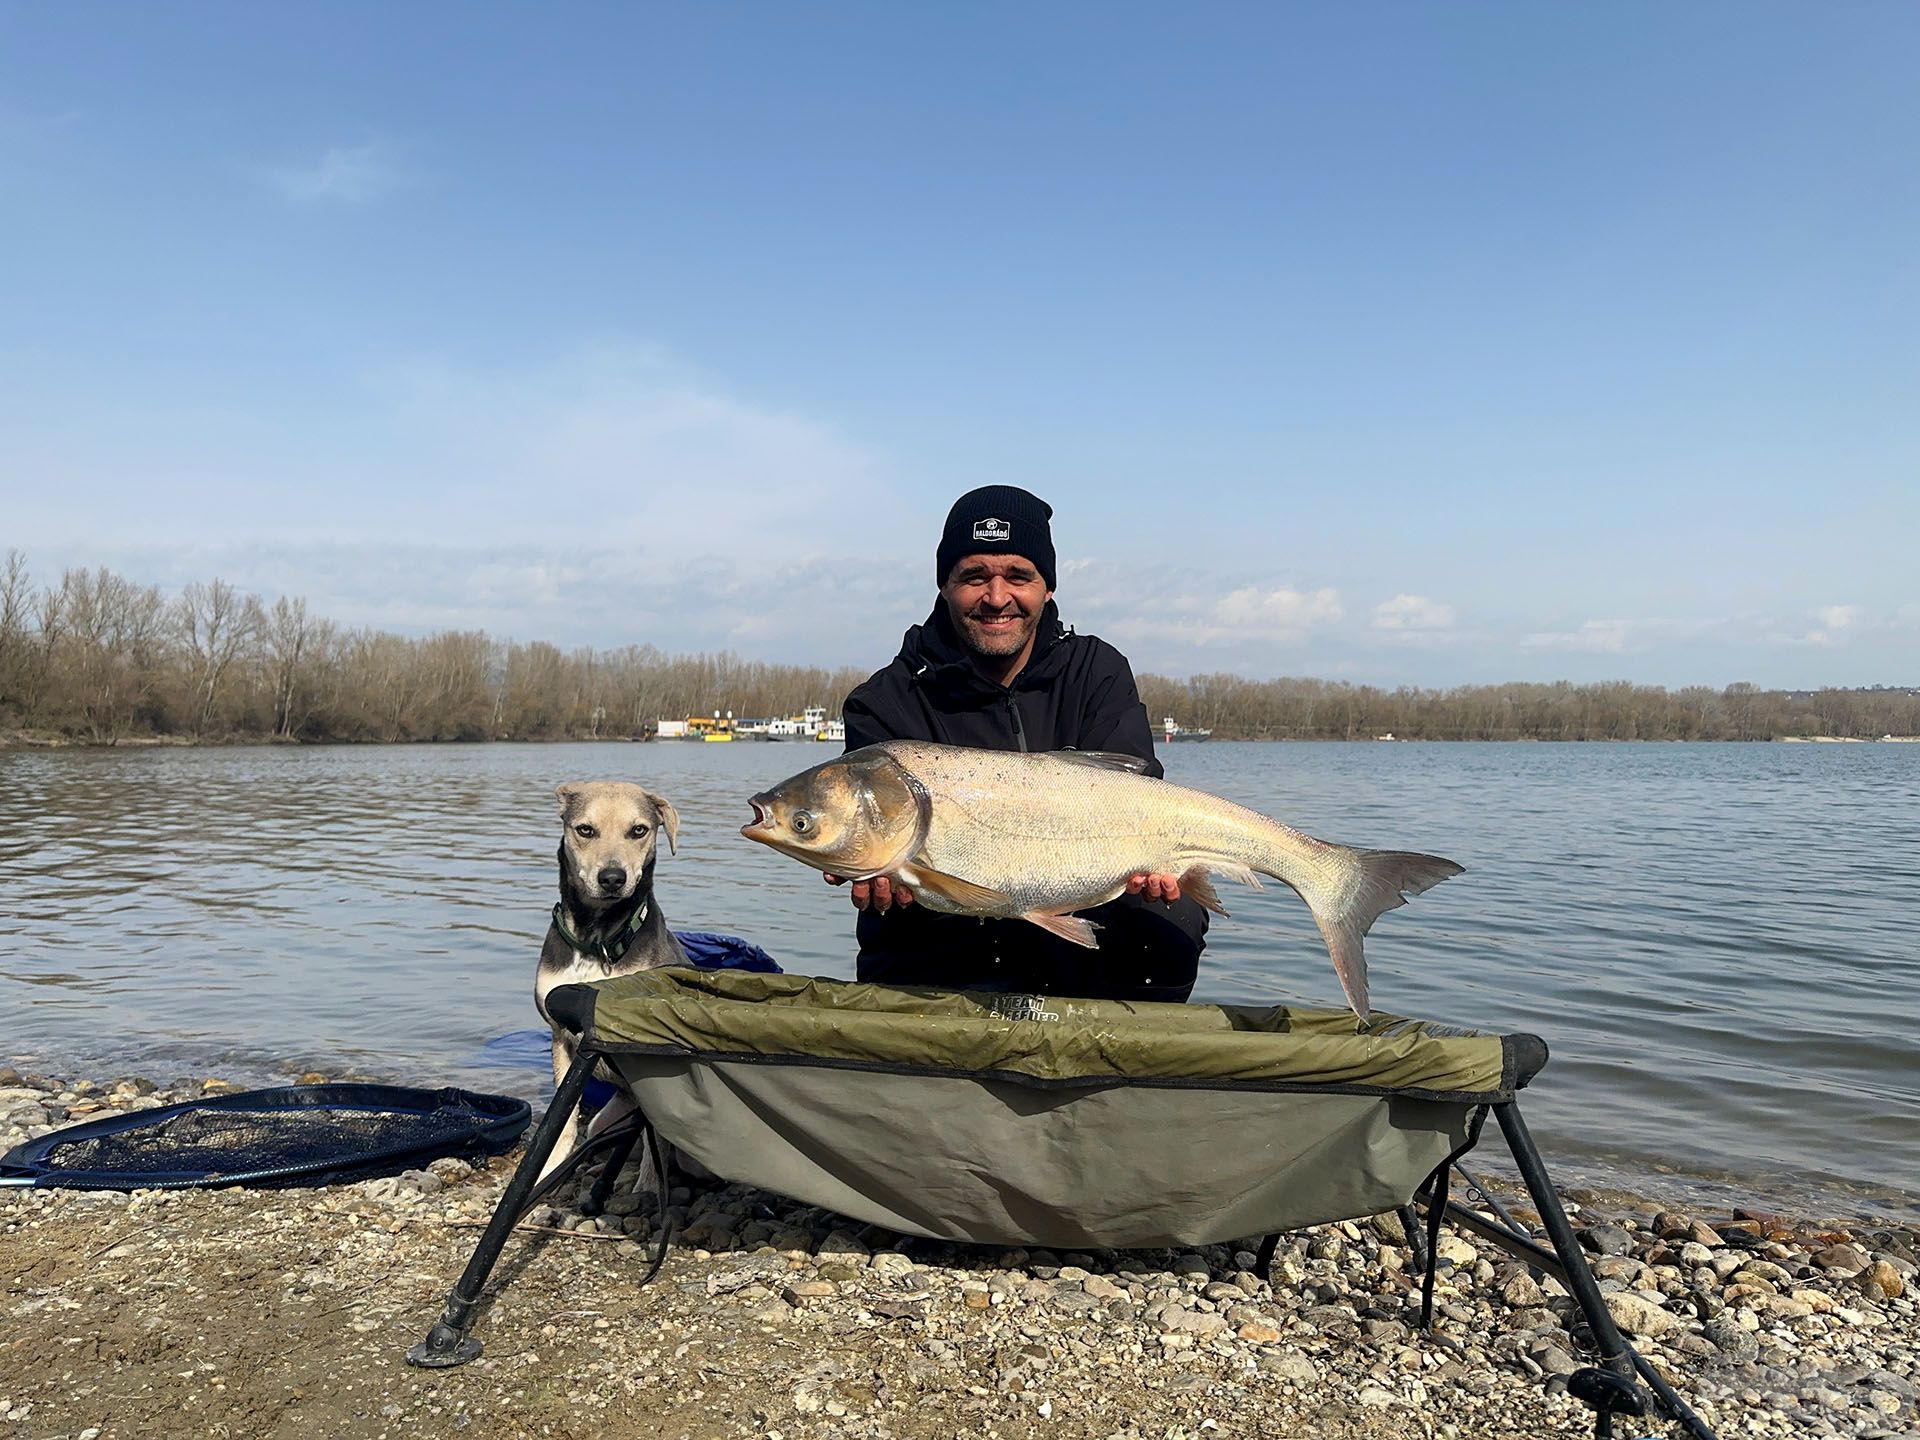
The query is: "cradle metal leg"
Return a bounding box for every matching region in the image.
[1254,1230,1282,1283]
[1456,1164,1529,1239]
[1491,1103,1721,1440]
[577,1124,644,1217]
[1493,1104,1635,1377]
[1431,1189,1563,1277]
[406,1048,598,1368]
[1397,1203,1427,1274]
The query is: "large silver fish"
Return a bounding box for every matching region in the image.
[741,740,1462,1016]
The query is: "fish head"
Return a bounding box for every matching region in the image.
[740,744,930,878]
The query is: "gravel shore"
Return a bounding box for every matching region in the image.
[4,1071,1916,1440]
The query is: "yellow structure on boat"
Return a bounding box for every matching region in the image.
[654,712,737,741]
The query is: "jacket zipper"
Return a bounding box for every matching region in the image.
[1005,696,1027,752]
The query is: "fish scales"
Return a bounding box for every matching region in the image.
[903,744,1284,910]
[741,739,1464,1017]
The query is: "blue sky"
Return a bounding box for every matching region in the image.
[2,3,1915,687]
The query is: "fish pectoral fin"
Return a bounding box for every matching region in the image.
[1175,865,1230,917]
[903,865,1013,910]
[1021,911,1102,948]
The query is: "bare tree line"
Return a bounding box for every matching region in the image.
[0,554,866,744]
[1135,673,1920,742]
[0,553,1912,745]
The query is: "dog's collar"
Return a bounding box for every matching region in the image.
[551,899,651,965]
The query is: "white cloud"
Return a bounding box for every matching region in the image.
[354,345,886,554]
[1771,603,1863,649]
[1099,583,1343,649]
[1372,593,1455,632]
[1214,585,1344,635]
[3,343,890,556]
[260,141,409,205]
[1519,619,1633,654]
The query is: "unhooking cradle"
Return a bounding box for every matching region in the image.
[407,968,1717,1440]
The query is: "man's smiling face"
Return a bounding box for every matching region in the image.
[940,554,1052,667]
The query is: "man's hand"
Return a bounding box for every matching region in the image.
[1126,872,1183,904]
[823,873,916,912]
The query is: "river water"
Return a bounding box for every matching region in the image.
[1,740,1914,1222]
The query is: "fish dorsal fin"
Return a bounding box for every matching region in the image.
[1049,749,1154,775]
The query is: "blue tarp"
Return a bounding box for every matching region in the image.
[671,931,781,975]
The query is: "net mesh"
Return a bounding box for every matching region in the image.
[2,1084,530,1190]
[42,1105,482,1180]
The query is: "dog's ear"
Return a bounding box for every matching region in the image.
[555,783,582,820]
[646,791,681,855]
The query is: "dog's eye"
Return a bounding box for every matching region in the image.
[573,824,596,839]
[791,810,814,835]
[627,824,650,840]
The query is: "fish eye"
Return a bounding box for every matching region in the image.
[573,824,597,839]
[791,810,815,835]
[627,823,650,840]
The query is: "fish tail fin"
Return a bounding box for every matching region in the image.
[1288,847,1464,1020]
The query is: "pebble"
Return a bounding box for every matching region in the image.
[1862,1260,1906,1300]
[1261,1350,1319,1384]
[1702,1314,1760,1362]
[1499,1272,1544,1308]
[1581,1223,1635,1257]
[1653,1210,1693,1239]
[1812,1242,1870,1274]
[817,1229,870,1260]
[1602,1290,1677,1338]
[1531,1345,1578,1377]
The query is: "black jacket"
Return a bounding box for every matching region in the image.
[840,601,1206,1001]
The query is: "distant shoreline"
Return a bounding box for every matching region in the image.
[7,728,1920,753]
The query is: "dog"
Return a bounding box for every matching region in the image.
[534,780,687,1185]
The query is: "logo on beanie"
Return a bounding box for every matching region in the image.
[972,517,1010,542]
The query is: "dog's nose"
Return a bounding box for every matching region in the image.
[596,866,627,893]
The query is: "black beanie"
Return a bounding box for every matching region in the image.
[936,485,1057,591]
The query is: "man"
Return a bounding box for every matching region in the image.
[831,484,1208,1003]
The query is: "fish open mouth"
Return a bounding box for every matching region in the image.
[741,797,773,839]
